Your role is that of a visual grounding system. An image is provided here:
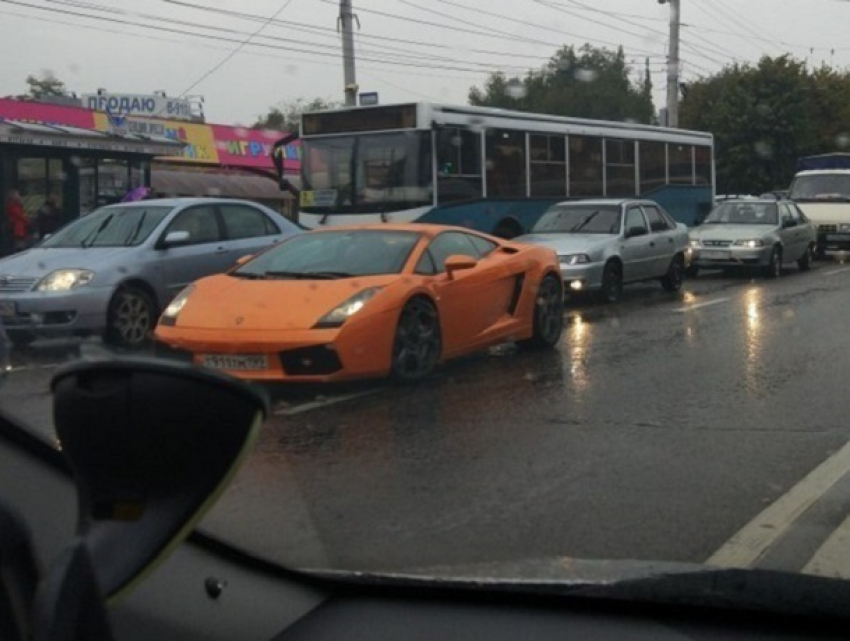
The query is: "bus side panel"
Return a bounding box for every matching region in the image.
[642,185,714,227]
[418,199,558,235]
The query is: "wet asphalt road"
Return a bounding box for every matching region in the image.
[7,259,850,578]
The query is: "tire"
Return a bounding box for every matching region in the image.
[686,264,699,278]
[519,274,563,349]
[797,244,814,271]
[764,246,782,279]
[599,261,623,303]
[661,255,685,292]
[390,297,441,383]
[105,286,157,350]
[7,330,35,348]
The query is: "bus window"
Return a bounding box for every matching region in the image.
[669,143,694,185]
[605,139,636,197]
[569,136,603,197]
[530,134,567,197]
[486,129,526,198]
[695,146,712,186]
[639,140,666,193]
[437,128,482,204]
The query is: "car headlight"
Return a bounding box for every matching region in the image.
[689,239,701,248]
[36,269,94,291]
[159,284,195,326]
[733,239,765,248]
[559,254,591,266]
[315,287,384,329]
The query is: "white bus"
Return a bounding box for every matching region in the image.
[296,102,715,237]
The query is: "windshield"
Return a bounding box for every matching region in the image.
[40,206,172,248]
[531,205,621,234]
[789,174,850,202]
[301,132,433,214]
[703,202,778,225]
[234,230,420,278]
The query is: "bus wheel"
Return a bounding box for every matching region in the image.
[493,220,522,239]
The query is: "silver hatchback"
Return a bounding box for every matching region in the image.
[0,198,301,348]
[688,199,817,278]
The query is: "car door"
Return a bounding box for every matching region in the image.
[217,203,288,265]
[620,206,654,282]
[641,204,677,276]
[419,232,514,356]
[778,202,805,260]
[155,204,230,300]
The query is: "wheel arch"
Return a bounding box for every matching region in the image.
[113,278,161,314]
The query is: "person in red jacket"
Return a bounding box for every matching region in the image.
[5,190,30,252]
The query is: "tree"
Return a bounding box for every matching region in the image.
[253,97,340,133]
[469,45,655,124]
[24,72,67,99]
[678,55,850,193]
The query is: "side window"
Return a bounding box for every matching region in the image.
[641,205,671,232]
[793,203,809,222]
[165,206,221,245]
[785,202,801,222]
[466,233,498,257]
[415,250,437,275]
[625,207,648,235]
[220,204,277,240]
[427,232,480,272]
[779,203,795,225]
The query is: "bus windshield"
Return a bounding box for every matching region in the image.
[301,131,433,214]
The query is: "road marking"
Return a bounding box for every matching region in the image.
[671,297,729,313]
[801,514,850,579]
[823,267,850,276]
[706,439,850,568]
[273,388,387,416]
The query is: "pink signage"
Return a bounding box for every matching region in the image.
[0,97,96,128]
[211,124,301,172]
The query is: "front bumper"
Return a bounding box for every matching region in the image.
[818,230,850,251]
[690,245,773,269]
[559,262,606,292]
[0,286,113,335]
[154,309,399,383]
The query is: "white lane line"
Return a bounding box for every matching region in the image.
[801,514,850,579]
[823,267,850,276]
[273,388,387,416]
[671,297,730,313]
[706,439,850,568]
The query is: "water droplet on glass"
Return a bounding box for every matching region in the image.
[285,64,298,75]
[836,133,850,149]
[69,156,81,167]
[206,187,222,196]
[574,68,598,83]
[754,141,773,159]
[755,103,771,116]
[505,80,526,99]
[233,127,249,138]
[451,135,462,147]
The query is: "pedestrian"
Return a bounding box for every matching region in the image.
[5,189,30,252]
[35,195,61,239]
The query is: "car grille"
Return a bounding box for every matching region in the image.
[279,345,343,376]
[0,277,38,292]
[701,240,733,247]
[819,224,838,233]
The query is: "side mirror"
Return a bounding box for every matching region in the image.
[34,358,268,638]
[444,254,478,279]
[162,230,190,247]
[782,218,796,228]
[235,254,254,266]
[625,226,648,239]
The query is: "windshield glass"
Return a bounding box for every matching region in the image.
[235,230,420,278]
[789,174,850,201]
[531,205,621,234]
[40,206,172,248]
[703,202,778,224]
[301,132,433,214]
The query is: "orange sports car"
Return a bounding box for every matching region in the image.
[154,224,563,383]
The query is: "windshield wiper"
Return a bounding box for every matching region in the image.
[571,211,600,232]
[80,214,113,248]
[265,270,354,280]
[125,211,147,246]
[230,272,264,280]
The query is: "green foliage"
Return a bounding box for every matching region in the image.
[469,45,655,124]
[24,72,67,99]
[252,97,341,133]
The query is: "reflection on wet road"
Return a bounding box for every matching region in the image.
[9,262,850,579]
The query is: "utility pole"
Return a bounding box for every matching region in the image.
[659,0,681,128]
[339,0,358,107]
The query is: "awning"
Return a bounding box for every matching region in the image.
[0,118,183,156]
[152,169,298,200]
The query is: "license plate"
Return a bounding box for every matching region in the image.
[827,234,850,241]
[0,301,17,317]
[700,250,730,260]
[203,354,268,371]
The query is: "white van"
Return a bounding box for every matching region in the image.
[789,155,850,256]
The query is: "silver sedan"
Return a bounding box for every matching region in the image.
[688,199,817,278]
[516,199,690,302]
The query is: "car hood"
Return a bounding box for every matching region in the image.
[795,202,850,223]
[0,246,132,278]
[177,273,402,331]
[690,224,776,241]
[515,234,615,255]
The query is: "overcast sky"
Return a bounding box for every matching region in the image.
[1,0,849,125]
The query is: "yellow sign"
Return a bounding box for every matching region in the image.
[300,190,314,207]
[93,113,218,163]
